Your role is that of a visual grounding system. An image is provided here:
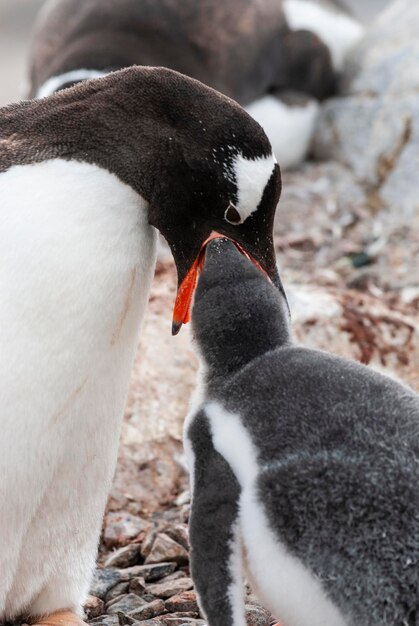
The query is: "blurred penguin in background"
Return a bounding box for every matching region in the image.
[28,0,364,169]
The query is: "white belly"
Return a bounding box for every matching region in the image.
[0,159,157,618]
[245,96,319,170]
[239,486,348,626]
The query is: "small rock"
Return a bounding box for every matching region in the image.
[174,490,190,507]
[161,613,198,620]
[164,591,197,613]
[245,604,273,626]
[160,617,205,626]
[141,562,178,582]
[106,594,129,609]
[104,511,150,548]
[116,565,148,578]
[117,616,135,626]
[167,570,187,579]
[180,507,189,525]
[105,582,130,602]
[128,577,146,595]
[141,528,158,559]
[148,577,193,599]
[107,594,147,615]
[143,594,158,603]
[166,611,199,618]
[118,562,177,582]
[105,543,142,568]
[84,595,105,619]
[157,571,187,582]
[90,568,126,600]
[164,525,189,551]
[128,599,166,621]
[130,621,162,626]
[145,533,189,565]
[88,616,120,626]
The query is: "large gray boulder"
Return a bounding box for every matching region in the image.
[313,0,419,229]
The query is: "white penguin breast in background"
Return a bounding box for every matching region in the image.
[245,97,319,170]
[0,159,157,618]
[283,0,364,71]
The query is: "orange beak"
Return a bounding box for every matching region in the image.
[172,231,270,335]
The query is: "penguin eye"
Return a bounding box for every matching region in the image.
[224,203,243,225]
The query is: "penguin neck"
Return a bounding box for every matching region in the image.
[195,289,292,395]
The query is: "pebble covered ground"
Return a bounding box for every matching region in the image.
[86,486,274,626]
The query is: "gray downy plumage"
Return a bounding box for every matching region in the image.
[185,238,419,626]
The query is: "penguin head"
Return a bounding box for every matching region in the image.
[132,68,282,334]
[282,29,336,100]
[191,237,290,377]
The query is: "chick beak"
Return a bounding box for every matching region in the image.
[171,231,271,335]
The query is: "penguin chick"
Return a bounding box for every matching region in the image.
[185,238,419,626]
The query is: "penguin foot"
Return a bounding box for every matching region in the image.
[30,610,87,626]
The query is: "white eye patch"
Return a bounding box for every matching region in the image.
[231,153,277,223]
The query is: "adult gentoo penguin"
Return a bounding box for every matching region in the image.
[185,237,419,626]
[27,0,342,168]
[0,66,281,625]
